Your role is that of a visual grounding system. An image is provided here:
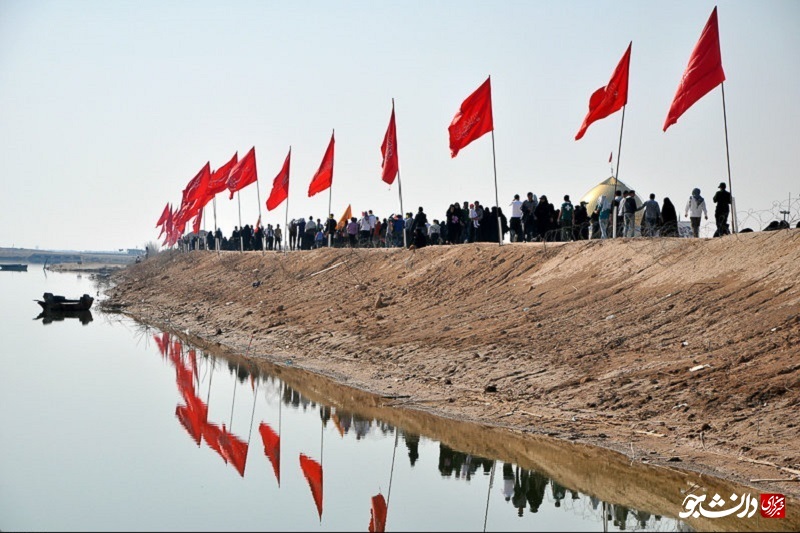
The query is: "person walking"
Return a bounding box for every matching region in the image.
[641,194,661,237]
[595,195,611,239]
[622,191,643,238]
[712,182,732,236]
[685,188,708,238]
[509,194,524,242]
[559,195,574,241]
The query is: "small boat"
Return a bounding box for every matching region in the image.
[1,263,28,271]
[36,292,94,312]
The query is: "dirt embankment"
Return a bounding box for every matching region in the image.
[104,230,800,498]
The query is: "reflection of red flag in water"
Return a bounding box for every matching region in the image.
[331,412,345,437]
[175,402,207,446]
[663,7,726,132]
[202,421,225,459]
[448,77,493,158]
[258,422,281,485]
[219,424,248,477]
[154,332,170,357]
[369,493,387,533]
[299,454,323,519]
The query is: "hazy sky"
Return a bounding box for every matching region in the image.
[1,0,798,251]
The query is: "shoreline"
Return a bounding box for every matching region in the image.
[104,231,800,505]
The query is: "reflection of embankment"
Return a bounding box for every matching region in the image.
[162,326,797,533]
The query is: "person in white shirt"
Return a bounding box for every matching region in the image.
[684,187,708,238]
[509,194,523,242]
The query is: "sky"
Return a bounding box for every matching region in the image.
[1,0,798,251]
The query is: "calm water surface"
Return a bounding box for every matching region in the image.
[1,267,694,531]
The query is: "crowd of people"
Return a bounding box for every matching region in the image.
[182,182,735,251]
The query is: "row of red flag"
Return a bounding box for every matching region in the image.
[156,6,726,245]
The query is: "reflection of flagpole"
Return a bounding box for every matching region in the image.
[384,428,400,529]
[483,461,496,532]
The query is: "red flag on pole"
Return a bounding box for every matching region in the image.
[380,106,399,185]
[155,203,170,228]
[182,162,212,205]
[448,77,494,158]
[609,151,613,163]
[575,42,632,140]
[299,453,323,519]
[266,148,291,211]
[227,147,258,199]
[308,132,334,197]
[663,7,726,132]
[192,208,203,235]
[208,152,238,197]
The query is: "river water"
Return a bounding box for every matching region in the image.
[1,266,780,532]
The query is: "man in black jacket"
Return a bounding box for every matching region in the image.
[713,182,732,236]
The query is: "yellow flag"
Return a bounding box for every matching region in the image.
[336,204,352,231]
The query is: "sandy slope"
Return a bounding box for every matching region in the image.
[105,230,800,499]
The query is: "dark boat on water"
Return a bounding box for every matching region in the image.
[1,263,28,271]
[36,292,94,312]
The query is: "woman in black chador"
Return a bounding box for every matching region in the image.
[660,197,679,237]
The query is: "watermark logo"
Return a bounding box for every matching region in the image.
[760,494,786,518]
[679,492,787,520]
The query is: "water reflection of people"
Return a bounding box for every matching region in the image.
[613,504,630,530]
[551,480,567,508]
[512,467,527,517]
[502,463,514,502]
[526,470,548,514]
[403,432,420,466]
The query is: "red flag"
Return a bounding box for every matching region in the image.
[575,42,631,140]
[227,146,258,199]
[266,148,291,211]
[448,77,494,158]
[207,152,239,197]
[182,162,211,205]
[308,132,335,197]
[299,453,323,519]
[369,493,387,533]
[259,422,281,485]
[192,208,203,235]
[663,7,726,132]
[155,203,170,228]
[380,105,399,185]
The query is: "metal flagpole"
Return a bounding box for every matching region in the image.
[213,197,220,252]
[284,147,291,254]
[392,99,407,249]
[612,105,626,238]
[255,177,265,252]
[721,82,737,233]
[491,129,502,246]
[327,129,334,248]
[237,191,243,252]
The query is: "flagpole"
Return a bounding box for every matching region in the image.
[328,129,334,248]
[721,82,736,233]
[256,177,265,252]
[213,197,219,252]
[237,192,243,252]
[284,146,291,254]
[491,129,502,246]
[392,99,407,249]
[611,105,626,238]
